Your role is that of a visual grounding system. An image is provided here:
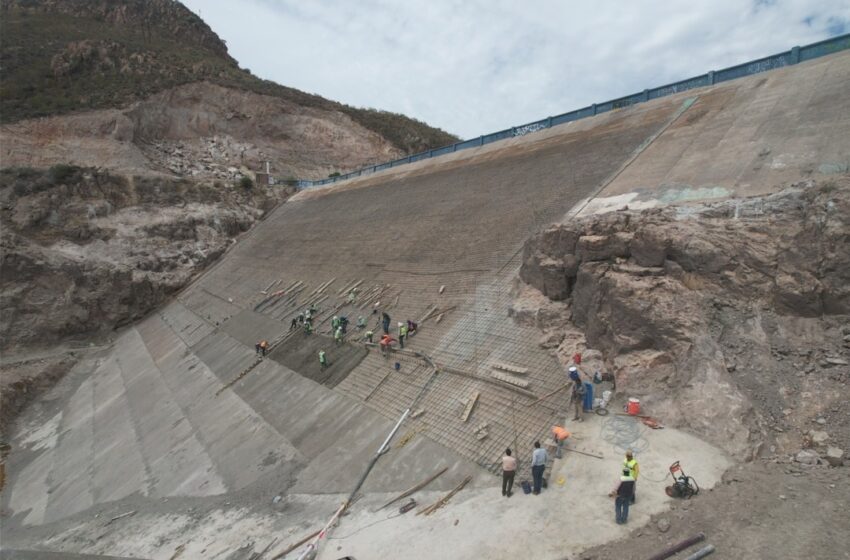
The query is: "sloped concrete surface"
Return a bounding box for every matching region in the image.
[4,50,849,559]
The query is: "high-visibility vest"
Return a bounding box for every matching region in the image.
[400,326,408,336]
[620,474,635,482]
[319,351,327,363]
[624,458,638,479]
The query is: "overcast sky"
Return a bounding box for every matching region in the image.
[182,0,849,139]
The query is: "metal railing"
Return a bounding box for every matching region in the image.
[297,33,850,189]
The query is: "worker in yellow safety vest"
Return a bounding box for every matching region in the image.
[624,449,639,504]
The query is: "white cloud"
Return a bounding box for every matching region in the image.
[182,0,850,139]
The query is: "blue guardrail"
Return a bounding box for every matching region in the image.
[297,33,850,189]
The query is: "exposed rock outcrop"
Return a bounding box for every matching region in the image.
[518,179,850,459]
[0,166,285,351]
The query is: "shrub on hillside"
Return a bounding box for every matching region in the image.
[48,164,79,184]
[237,175,253,189]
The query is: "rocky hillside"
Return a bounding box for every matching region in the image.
[515,178,850,461]
[0,165,284,351]
[0,0,459,179]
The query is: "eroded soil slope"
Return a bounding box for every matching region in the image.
[517,178,850,461]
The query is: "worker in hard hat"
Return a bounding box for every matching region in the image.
[334,326,343,345]
[319,350,328,369]
[552,425,571,459]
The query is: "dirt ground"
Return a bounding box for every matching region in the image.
[578,459,850,560]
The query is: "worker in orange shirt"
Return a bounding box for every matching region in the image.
[379,334,396,357]
[552,425,570,459]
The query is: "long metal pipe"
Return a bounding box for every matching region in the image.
[684,545,716,560]
[646,533,706,560]
[295,407,411,560]
[378,408,410,455]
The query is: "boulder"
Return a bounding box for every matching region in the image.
[824,447,844,467]
[795,449,820,465]
[809,430,830,446]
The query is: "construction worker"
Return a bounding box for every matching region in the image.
[305,308,312,321]
[340,316,349,334]
[357,316,366,329]
[501,448,517,497]
[530,441,547,495]
[570,377,586,422]
[290,317,297,331]
[609,468,636,524]
[407,319,418,335]
[304,321,313,335]
[298,312,305,324]
[334,326,343,345]
[379,334,396,357]
[624,449,639,504]
[255,340,269,356]
[319,350,328,369]
[348,288,357,303]
[398,322,408,348]
[381,311,391,334]
[552,425,570,459]
[365,330,374,343]
[332,315,340,331]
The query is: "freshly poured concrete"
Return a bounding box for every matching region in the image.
[4,49,850,558]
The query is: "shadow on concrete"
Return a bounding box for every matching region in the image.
[269,334,367,388]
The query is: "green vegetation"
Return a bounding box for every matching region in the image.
[0,8,459,154]
[237,175,253,190]
[328,171,341,178]
[48,163,79,184]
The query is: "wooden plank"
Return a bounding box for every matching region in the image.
[379,467,448,510]
[418,304,438,324]
[490,371,530,388]
[491,362,529,375]
[461,391,479,422]
[417,476,472,516]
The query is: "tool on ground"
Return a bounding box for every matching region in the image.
[647,532,706,560]
[398,498,417,514]
[684,545,716,560]
[665,460,699,499]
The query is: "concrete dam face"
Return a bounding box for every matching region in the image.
[4,49,850,557]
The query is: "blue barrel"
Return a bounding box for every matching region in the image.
[583,382,594,411]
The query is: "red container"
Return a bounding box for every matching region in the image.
[627,398,641,415]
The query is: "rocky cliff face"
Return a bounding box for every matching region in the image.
[517,179,850,459]
[1,82,405,181]
[0,166,285,351]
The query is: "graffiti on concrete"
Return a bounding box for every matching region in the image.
[513,123,548,137]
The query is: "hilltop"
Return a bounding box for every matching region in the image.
[0,0,458,160]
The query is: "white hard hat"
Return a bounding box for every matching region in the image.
[568,366,578,372]
[398,322,403,327]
